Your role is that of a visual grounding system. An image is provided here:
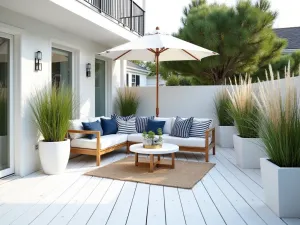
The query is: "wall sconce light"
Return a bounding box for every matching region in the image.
[35,51,42,71]
[86,63,91,77]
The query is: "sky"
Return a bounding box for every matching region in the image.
[145,0,300,34]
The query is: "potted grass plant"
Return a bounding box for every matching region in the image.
[214,88,236,148]
[0,85,7,168]
[30,85,77,175]
[228,75,266,169]
[116,87,139,116]
[255,65,300,217]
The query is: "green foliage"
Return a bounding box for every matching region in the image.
[214,89,234,126]
[255,65,300,167]
[228,76,259,138]
[116,88,139,116]
[166,75,180,86]
[253,51,300,81]
[142,128,163,142]
[30,86,77,142]
[0,85,7,136]
[179,77,192,86]
[163,0,286,85]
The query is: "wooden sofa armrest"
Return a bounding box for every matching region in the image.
[205,127,215,146]
[68,130,101,151]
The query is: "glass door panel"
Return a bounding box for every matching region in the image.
[95,59,106,116]
[52,48,72,89]
[0,36,11,177]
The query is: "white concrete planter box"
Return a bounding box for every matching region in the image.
[233,134,266,169]
[216,126,236,148]
[260,158,300,217]
[39,139,70,175]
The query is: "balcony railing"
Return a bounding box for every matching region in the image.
[84,0,145,36]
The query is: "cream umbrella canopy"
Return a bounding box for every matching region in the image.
[100,27,218,117]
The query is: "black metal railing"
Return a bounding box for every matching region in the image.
[84,0,145,36]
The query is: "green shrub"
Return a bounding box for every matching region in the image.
[179,77,192,86]
[30,86,77,142]
[228,75,258,138]
[116,87,139,116]
[255,65,300,167]
[214,89,234,126]
[166,75,179,86]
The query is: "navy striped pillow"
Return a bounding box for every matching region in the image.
[111,114,135,121]
[136,116,154,133]
[116,118,137,134]
[189,120,212,138]
[170,117,194,138]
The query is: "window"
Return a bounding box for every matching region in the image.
[132,74,140,86]
[126,73,129,86]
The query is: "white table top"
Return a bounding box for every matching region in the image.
[129,143,179,155]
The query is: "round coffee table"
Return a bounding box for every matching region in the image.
[129,143,179,173]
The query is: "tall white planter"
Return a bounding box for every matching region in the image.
[39,139,70,175]
[216,126,236,148]
[233,134,266,169]
[260,158,300,217]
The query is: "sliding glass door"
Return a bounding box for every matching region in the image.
[95,59,106,116]
[0,33,13,178]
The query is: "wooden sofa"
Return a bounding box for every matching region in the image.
[68,124,215,166]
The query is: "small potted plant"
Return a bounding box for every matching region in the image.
[30,85,77,175]
[214,88,236,148]
[142,128,163,149]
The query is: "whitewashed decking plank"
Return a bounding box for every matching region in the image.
[147,185,166,225]
[49,177,101,225]
[211,156,286,225]
[0,175,20,186]
[164,187,186,225]
[126,183,150,225]
[202,173,247,225]
[106,182,137,225]
[30,175,91,225]
[192,181,225,225]
[214,150,265,201]
[68,178,113,225]
[218,148,262,187]
[209,167,266,225]
[178,188,206,225]
[87,180,125,225]
[282,218,300,225]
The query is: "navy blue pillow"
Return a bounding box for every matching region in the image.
[82,121,103,139]
[101,118,118,135]
[146,119,165,135]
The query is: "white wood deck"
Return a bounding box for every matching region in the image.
[0,147,300,225]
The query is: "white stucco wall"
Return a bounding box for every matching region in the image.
[133,76,300,123]
[0,6,123,176]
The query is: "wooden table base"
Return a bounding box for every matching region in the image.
[134,153,175,173]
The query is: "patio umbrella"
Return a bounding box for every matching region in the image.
[100,27,218,117]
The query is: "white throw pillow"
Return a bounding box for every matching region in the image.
[154,117,174,134]
[69,119,88,139]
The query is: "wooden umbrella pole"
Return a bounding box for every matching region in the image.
[156,51,159,117]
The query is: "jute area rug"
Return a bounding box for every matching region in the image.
[85,156,215,189]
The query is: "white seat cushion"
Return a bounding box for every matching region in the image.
[71,134,128,150]
[69,119,88,139]
[127,133,144,142]
[163,134,211,148]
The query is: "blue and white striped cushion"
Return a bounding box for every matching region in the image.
[170,117,194,138]
[116,117,137,134]
[111,114,135,121]
[136,116,154,133]
[189,120,212,138]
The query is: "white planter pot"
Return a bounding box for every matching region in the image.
[260,158,300,217]
[0,136,7,167]
[39,139,70,175]
[233,134,266,169]
[216,126,236,148]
